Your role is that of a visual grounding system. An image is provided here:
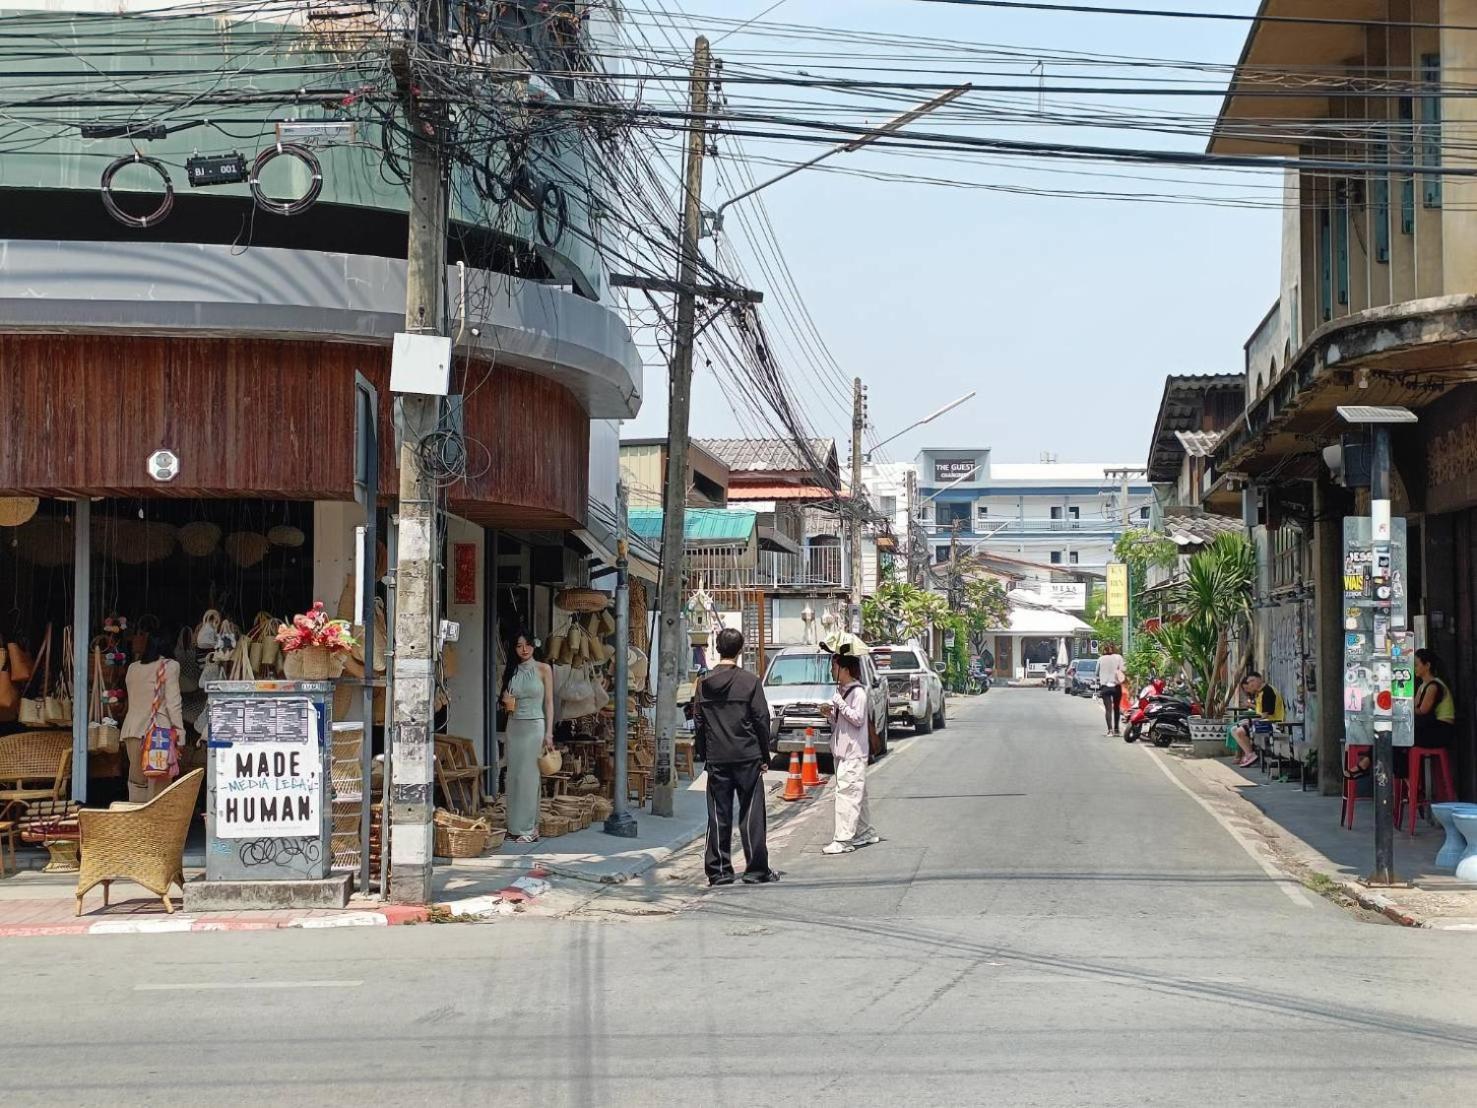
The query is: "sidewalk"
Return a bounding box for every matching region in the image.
[1159,748,1477,930]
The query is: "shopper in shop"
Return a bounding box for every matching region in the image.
[692,627,779,887]
[121,633,185,803]
[821,647,881,856]
[500,630,554,843]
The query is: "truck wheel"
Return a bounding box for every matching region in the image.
[934,702,947,729]
[915,711,933,735]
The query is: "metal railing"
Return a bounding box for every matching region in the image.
[684,543,845,591]
[923,518,1120,538]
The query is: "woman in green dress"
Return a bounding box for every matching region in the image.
[500,630,554,842]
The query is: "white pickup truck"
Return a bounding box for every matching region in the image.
[874,644,946,734]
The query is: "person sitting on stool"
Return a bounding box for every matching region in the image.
[1232,671,1282,769]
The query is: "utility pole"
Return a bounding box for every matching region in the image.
[387,1,448,904]
[605,482,637,838]
[1104,465,1144,657]
[652,35,712,820]
[850,377,866,630]
[905,468,920,586]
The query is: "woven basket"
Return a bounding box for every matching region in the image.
[434,822,492,858]
[295,645,332,680]
[0,496,39,527]
[178,521,222,557]
[225,531,271,567]
[555,587,610,614]
[267,524,306,548]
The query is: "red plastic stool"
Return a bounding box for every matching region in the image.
[1395,747,1456,836]
[1340,744,1371,829]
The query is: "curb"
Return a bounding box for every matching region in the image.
[0,905,430,939]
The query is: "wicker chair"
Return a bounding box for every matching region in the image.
[74,768,203,916]
[0,731,74,813]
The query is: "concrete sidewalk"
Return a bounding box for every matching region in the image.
[1159,747,1477,929]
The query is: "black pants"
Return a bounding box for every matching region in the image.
[705,760,771,883]
[1100,686,1122,731]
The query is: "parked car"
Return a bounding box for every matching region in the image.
[1068,658,1099,697]
[874,643,946,733]
[762,645,890,763]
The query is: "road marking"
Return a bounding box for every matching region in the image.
[135,980,364,991]
[1141,747,1314,909]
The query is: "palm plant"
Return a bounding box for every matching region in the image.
[1158,533,1256,718]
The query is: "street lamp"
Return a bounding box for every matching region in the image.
[1337,404,1417,888]
[865,391,976,461]
[703,85,972,236]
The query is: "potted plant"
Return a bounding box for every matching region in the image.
[1153,534,1256,746]
[276,601,357,680]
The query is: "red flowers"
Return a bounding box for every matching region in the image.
[276,601,358,654]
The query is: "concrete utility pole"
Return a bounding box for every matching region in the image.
[605,482,637,838]
[652,35,712,820]
[387,2,448,904]
[850,377,866,629]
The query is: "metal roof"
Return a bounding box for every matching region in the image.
[627,507,757,547]
[697,437,838,476]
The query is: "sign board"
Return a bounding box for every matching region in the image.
[1030,581,1086,611]
[209,696,322,839]
[1342,516,1412,747]
[453,541,478,605]
[1106,564,1129,618]
[933,458,978,483]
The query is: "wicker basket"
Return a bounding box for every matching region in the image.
[225,531,271,568]
[178,520,222,557]
[0,496,39,527]
[538,814,575,838]
[433,810,498,858]
[267,524,306,548]
[295,645,332,680]
[555,587,610,614]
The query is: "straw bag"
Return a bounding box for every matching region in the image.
[537,749,563,777]
[18,624,53,727]
[87,649,120,753]
[229,635,256,682]
[248,612,282,671]
[195,609,223,650]
[556,664,598,721]
[45,626,74,726]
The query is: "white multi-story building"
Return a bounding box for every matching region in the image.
[913,449,1153,572]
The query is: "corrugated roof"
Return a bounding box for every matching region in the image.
[627,507,757,546]
[1162,511,1244,547]
[1174,430,1221,458]
[698,437,837,475]
[726,484,839,501]
[1147,373,1245,482]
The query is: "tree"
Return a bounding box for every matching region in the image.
[1148,533,1256,718]
[862,579,948,644]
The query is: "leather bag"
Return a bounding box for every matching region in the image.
[18,624,53,727]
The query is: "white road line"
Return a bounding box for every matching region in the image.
[134,980,364,991]
[1141,747,1315,909]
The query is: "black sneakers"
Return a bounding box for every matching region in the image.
[741,870,781,885]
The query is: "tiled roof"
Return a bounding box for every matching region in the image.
[697,437,836,474]
[1162,511,1243,547]
[1174,430,1221,457]
[1147,373,1245,482]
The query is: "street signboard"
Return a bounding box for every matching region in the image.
[1031,581,1087,611]
[933,458,977,483]
[1106,564,1129,618]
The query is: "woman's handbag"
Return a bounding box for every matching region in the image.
[141,661,179,780]
[175,626,201,693]
[17,624,53,727]
[5,636,33,685]
[44,626,74,726]
[87,649,121,753]
[195,609,223,651]
[0,643,18,719]
[248,612,282,671]
[229,636,256,682]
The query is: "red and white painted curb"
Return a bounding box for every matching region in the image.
[0,905,429,939]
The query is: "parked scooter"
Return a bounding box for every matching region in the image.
[1122,678,1166,743]
[1144,694,1197,748]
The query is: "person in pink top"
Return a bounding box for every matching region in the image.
[822,650,881,855]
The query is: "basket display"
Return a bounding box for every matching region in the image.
[295,644,332,680]
[0,496,40,527]
[554,587,610,614]
[433,810,502,858]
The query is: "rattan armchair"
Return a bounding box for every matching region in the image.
[74,768,203,916]
[0,731,73,812]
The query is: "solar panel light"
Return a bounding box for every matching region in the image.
[1336,405,1418,425]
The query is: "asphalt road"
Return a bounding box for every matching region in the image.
[4,689,1477,1107]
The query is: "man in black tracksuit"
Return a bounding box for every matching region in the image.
[693,627,780,887]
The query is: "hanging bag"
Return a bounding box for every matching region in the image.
[141,661,179,779]
[87,649,121,754]
[0,641,18,719]
[5,634,33,685]
[18,624,52,727]
[229,634,256,682]
[45,626,74,726]
[195,609,222,651]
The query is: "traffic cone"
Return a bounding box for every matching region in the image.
[781,752,805,801]
[801,729,825,789]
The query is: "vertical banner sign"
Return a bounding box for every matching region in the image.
[1106,563,1129,619]
[1342,517,1413,749]
[453,541,477,605]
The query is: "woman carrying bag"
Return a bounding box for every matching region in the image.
[499,629,554,843]
[121,633,185,802]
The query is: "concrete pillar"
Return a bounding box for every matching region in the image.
[1442,0,1477,293]
[1313,480,1346,796]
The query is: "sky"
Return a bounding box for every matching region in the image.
[617,0,1277,469]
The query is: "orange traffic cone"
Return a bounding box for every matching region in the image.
[801,730,825,789]
[781,752,805,801]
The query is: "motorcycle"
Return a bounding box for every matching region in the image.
[1144,695,1197,748]
[1122,678,1166,743]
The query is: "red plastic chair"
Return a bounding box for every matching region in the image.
[1340,744,1371,830]
[1395,748,1456,836]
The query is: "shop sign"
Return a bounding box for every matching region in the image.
[210,697,321,838]
[933,457,978,483]
[1106,564,1129,618]
[1030,582,1086,610]
[454,541,478,605]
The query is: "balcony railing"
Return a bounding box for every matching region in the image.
[684,543,845,591]
[923,518,1122,538]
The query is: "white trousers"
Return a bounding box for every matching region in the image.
[832,757,875,844]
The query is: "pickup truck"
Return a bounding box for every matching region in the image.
[874,644,946,733]
[762,646,890,764]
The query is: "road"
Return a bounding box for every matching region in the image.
[4,689,1477,1106]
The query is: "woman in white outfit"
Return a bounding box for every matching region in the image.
[822,651,880,855]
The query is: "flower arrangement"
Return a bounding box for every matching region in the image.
[276,601,357,654]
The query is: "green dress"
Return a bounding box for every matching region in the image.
[506,662,546,838]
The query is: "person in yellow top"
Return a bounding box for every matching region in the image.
[1231,671,1283,769]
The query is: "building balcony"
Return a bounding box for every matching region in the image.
[685,544,845,592]
[922,518,1124,539]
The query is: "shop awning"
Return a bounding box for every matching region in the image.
[627,507,758,547]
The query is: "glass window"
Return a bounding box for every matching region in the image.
[1318,206,1333,323]
[1399,97,1415,234]
[936,546,950,563]
[1373,141,1390,263]
[1050,551,1063,564]
[764,653,833,686]
[1070,552,1080,565]
[1139,506,1151,521]
[878,651,921,671]
[880,495,897,517]
[1422,54,1442,208]
[977,505,989,516]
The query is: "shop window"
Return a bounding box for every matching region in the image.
[1422,54,1442,209]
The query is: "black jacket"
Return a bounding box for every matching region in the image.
[693,664,772,765]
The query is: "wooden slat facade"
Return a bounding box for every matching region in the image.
[0,334,587,528]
